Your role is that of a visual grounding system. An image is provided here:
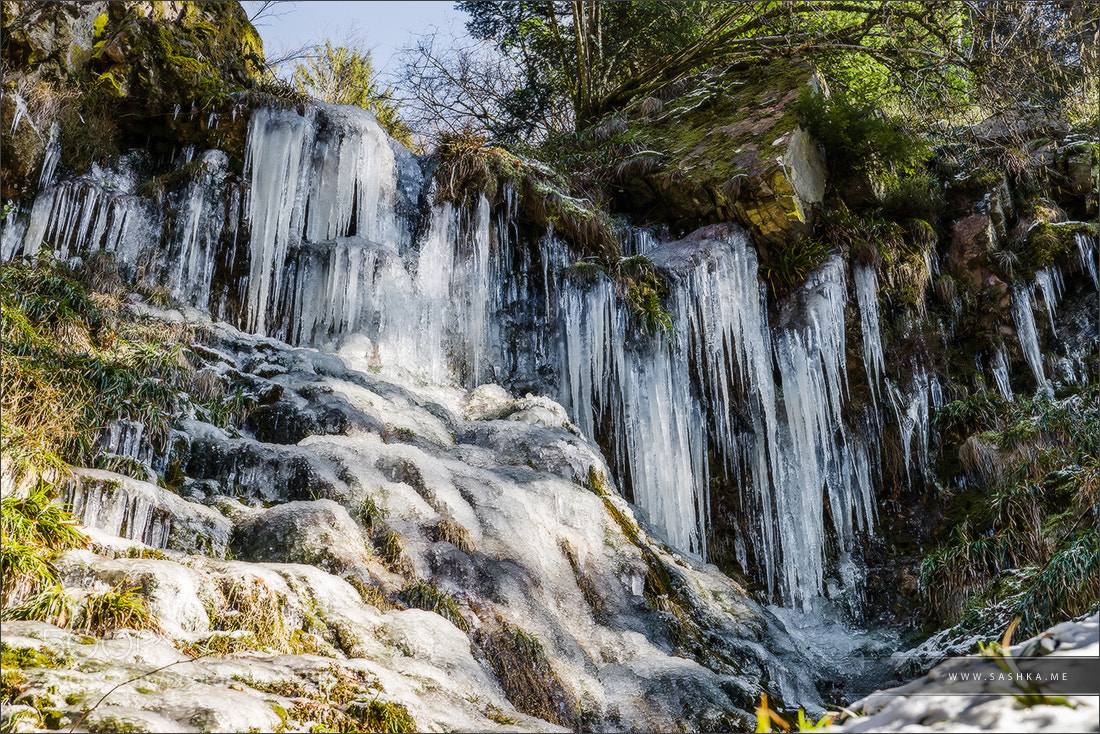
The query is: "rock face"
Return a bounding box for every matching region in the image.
[608,59,827,245]
[0,0,265,195]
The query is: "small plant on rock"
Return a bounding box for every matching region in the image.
[402,581,469,632]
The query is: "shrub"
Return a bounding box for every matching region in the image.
[347,699,418,734]
[794,88,929,179]
[613,255,673,333]
[922,386,1099,636]
[881,172,945,222]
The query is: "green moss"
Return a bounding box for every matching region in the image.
[92,13,109,39]
[0,643,72,671]
[346,699,418,734]
[1,669,28,702]
[232,674,310,698]
[1021,221,1097,278]
[85,712,148,733]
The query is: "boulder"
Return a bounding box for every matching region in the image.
[948,213,996,288]
[63,468,232,557]
[231,499,375,578]
[607,59,827,245]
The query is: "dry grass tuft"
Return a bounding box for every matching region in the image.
[475,617,578,728]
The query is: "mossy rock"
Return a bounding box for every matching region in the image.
[3,0,267,180]
[1021,221,1097,278]
[1058,140,1098,197]
[601,59,826,245]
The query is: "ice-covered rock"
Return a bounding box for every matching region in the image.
[834,614,1100,732]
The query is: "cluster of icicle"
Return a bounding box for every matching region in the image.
[561,238,887,610]
[6,100,964,611]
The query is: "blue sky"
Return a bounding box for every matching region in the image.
[243,1,467,77]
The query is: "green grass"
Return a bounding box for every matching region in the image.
[1,254,194,471]
[3,585,161,637]
[430,517,475,554]
[0,481,87,607]
[401,581,469,632]
[1,252,254,479]
[922,385,1099,637]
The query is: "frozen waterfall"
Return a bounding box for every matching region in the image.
[5,100,916,611]
[560,234,879,608]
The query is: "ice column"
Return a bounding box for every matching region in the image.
[854,263,885,407]
[1011,284,1050,395]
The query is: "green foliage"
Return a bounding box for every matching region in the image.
[934,392,1007,445]
[201,577,292,654]
[293,41,415,150]
[0,642,72,671]
[356,496,383,531]
[794,88,929,180]
[922,386,1099,636]
[455,2,1052,133]
[1020,222,1097,280]
[755,693,838,733]
[433,128,517,207]
[761,238,833,295]
[613,255,673,333]
[377,530,413,575]
[881,172,946,223]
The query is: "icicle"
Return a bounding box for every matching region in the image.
[65,476,172,549]
[1034,266,1063,334]
[170,150,229,309]
[1075,232,1098,289]
[769,256,864,610]
[18,179,154,263]
[9,94,31,135]
[854,263,885,408]
[887,368,932,485]
[1011,284,1050,396]
[38,123,60,189]
[991,349,1013,402]
[560,272,710,558]
[242,106,313,334]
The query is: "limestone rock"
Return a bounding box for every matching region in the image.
[54,549,211,637]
